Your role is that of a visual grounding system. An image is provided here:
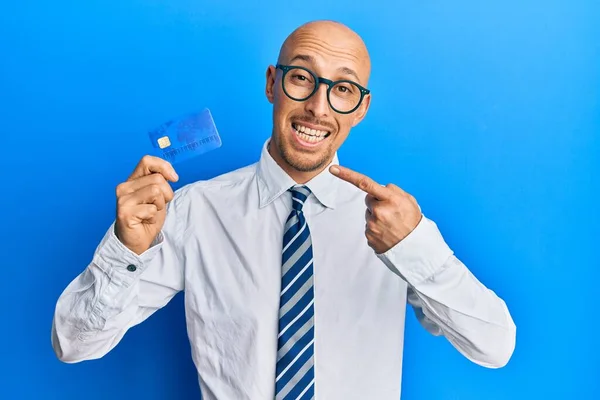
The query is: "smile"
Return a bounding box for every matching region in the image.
[292,122,331,145]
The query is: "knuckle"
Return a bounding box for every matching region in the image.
[366,218,376,231]
[149,184,162,197]
[395,184,406,193]
[370,206,380,219]
[392,196,404,207]
[116,195,127,207]
[151,173,165,184]
[116,207,129,221]
[358,178,370,191]
[115,182,126,197]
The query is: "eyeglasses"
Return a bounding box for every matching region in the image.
[276,64,370,114]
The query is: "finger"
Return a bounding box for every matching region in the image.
[117,173,174,202]
[120,184,166,212]
[130,204,159,222]
[365,203,380,223]
[364,194,379,211]
[128,155,179,182]
[330,165,390,200]
[365,207,372,222]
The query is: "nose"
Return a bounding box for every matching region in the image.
[304,82,330,119]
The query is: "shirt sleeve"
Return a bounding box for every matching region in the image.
[376,215,517,368]
[51,190,187,363]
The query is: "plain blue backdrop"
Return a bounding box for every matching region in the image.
[1,1,598,399]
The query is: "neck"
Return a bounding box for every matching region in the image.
[267,139,327,185]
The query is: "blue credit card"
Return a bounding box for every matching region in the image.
[148,108,222,164]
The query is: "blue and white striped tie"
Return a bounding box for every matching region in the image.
[275,185,315,400]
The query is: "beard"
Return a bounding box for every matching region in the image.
[273,131,333,173]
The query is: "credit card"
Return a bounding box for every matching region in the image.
[148,108,222,164]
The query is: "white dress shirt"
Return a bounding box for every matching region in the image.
[52,138,516,400]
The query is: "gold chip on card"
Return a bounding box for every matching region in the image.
[157,136,171,149]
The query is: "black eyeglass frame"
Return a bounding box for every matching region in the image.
[276,64,370,114]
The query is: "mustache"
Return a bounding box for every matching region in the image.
[291,115,336,132]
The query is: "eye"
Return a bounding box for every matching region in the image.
[336,84,354,94]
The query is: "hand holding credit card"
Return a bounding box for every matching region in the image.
[113,108,222,255]
[148,108,222,164]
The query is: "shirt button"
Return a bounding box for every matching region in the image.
[126,264,137,272]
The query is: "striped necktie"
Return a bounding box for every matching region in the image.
[275,185,315,400]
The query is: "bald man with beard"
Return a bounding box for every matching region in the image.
[52,20,516,400]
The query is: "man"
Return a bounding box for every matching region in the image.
[52,20,516,400]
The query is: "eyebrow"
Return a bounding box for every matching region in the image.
[288,54,361,83]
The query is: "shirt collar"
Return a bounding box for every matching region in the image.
[256,138,340,209]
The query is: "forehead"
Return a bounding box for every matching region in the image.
[282,27,370,84]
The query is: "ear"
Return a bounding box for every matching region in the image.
[265,65,277,104]
[351,93,371,127]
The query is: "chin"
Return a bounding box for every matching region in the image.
[283,153,330,172]
[277,130,334,173]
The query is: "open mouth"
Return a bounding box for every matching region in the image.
[291,122,331,145]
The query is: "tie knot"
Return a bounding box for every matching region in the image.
[289,185,311,211]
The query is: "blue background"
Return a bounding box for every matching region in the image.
[1,1,598,399]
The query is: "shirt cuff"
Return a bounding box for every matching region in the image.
[376,215,454,286]
[91,222,165,288]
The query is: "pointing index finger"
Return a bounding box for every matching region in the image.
[330,165,390,200]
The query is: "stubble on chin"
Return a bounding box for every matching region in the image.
[277,137,332,172]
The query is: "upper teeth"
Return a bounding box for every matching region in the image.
[294,123,328,137]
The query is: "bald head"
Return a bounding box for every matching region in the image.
[264,20,373,180]
[277,20,371,86]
